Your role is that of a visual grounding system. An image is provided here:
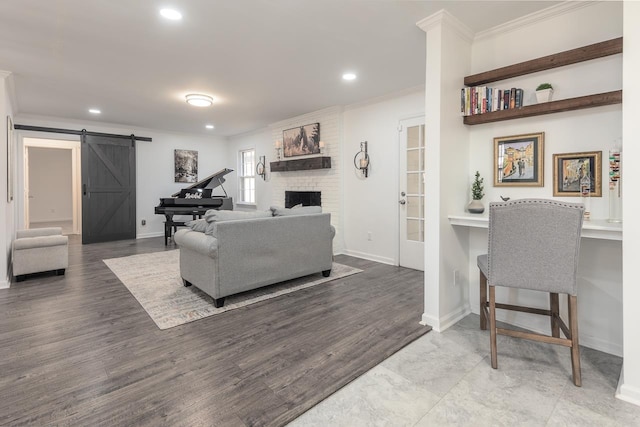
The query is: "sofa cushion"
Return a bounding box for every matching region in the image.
[270,205,322,216]
[203,210,272,236]
[204,209,271,223]
[186,219,208,233]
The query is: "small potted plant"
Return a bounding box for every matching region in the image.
[535,83,554,103]
[467,171,485,214]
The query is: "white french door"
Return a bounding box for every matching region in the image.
[398,117,425,270]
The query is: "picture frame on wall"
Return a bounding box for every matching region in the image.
[174,149,198,183]
[553,151,602,197]
[283,123,320,158]
[494,132,544,187]
[6,115,13,202]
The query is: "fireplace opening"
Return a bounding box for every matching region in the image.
[285,191,321,208]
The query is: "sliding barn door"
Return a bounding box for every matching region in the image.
[81,134,136,244]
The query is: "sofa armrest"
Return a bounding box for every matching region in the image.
[330,225,336,240]
[17,227,62,239]
[13,235,68,250]
[174,229,218,258]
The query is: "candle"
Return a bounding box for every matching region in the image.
[275,140,282,148]
[360,158,367,168]
[319,141,325,148]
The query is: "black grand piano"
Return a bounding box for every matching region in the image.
[155,168,234,245]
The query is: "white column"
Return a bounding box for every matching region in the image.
[617,0,640,407]
[0,70,12,288]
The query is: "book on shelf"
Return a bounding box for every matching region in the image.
[460,86,524,116]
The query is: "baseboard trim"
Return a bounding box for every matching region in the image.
[616,367,640,407]
[136,231,164,239]
[342,249,395,266]
[421,304,471,333]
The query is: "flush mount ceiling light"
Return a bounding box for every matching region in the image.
[160,8,182,20]
[88,108,101,114]
[205,124,214,129]
[342,72,357,81]
[185,94,214,107]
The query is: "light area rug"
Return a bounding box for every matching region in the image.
[104,250,362,330]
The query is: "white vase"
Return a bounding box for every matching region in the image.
[536,89,553,103]
[467,199,484,214]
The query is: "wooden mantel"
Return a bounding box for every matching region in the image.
[270,157,331,172]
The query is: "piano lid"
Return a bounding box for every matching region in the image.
[171,168,234,197]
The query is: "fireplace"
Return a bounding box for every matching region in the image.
[285,191,321,208]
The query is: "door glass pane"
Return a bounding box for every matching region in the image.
[407,126,420,148]
[407,196,422,218]
[407,173,420,194]
[407,219,423,242]
[407,149,420,171]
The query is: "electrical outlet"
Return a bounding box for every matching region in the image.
[453,270,460,286]
[141,219,146,226]
[367,231,372,241]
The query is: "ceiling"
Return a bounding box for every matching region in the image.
[0,1,559,137]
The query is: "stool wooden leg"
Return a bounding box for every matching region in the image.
[550,293,560,338]
[489,285,498,369]
[480,271,488,330]
[568,295,582,387]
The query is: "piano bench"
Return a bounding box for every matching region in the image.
[164,221,187,245]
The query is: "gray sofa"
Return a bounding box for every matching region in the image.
[12,227,68,282]
[174,212,335,307]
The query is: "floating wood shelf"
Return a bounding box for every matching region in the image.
[463,90,622,125]
[464,37,622,87]
[270,156,331,172]
[462,37,623,125]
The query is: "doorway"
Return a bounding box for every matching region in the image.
[398,117,425,270]
[23,138,81,235]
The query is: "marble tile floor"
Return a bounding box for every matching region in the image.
[288,314,640,427]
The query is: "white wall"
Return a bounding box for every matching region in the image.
[342,89,424,265]
[619,0,640,406]
[1,71,16,288]
[14,116,229,239]
[28,147,73,223]
[463,2,623,355]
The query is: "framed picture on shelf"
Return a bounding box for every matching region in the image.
[553,151,602,197]
[494,132,544,187]
[283,123,320,158]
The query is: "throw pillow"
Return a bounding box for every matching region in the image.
[270,205,322,216]
[186,219,208,233]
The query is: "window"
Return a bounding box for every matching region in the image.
[238,149,255,204]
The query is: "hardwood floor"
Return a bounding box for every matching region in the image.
[0,236,429,426]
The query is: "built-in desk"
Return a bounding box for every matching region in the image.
[449,213,622,241]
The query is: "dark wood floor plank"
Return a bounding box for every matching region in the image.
[0,236,429,426]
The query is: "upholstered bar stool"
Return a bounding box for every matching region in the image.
[477,199,584,386]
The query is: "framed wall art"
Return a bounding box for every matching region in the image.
[494,132,544,187]
[283,123,320,158]
[174,149,198,183]
[553,151,602,197]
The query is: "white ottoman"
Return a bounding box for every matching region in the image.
[12,227,69,282]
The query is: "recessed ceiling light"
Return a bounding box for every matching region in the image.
[160,8,182,20]
[89,108,101,114]
[205,124,214,129]
[342,73,357,81]
[185,94,214,107]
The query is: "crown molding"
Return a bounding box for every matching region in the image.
[416,9,474,42]
[474,1,596,41]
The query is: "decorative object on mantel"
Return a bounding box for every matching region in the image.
[535,83,554,103]
[467,171,485,214]
[494,132,544,187]
[275,140,283,160]
[319,140,325,154]
[256,155,266,180]
[283,123,320,158]
[353,141,370,178]
[552,151,602,197]
[608,143,622,223]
